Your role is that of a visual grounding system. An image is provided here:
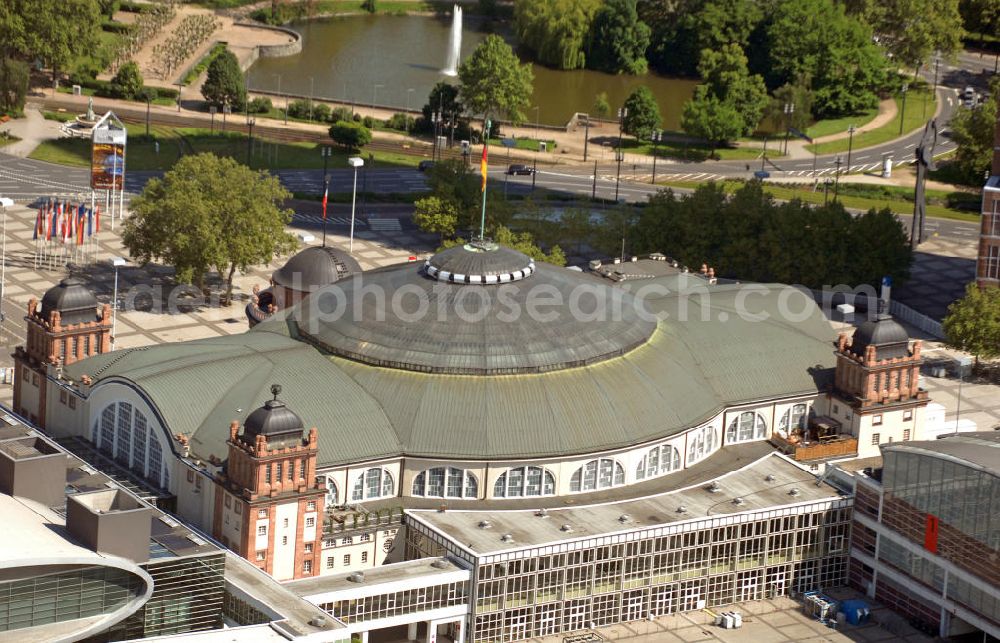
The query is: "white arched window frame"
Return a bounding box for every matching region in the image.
[412,467,478,499]
[778,403,811,437]
[351,468,395,501]
[323,476,339,508]
[569,459,625,493]
[687,425,717,465]
[94,401,164,488]
[726,411,767,444]
[492,466,556,498]
[635,443,682,481]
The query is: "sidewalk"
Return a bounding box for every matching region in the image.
[0,104,65,157]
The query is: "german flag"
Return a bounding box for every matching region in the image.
[480,143,488,193]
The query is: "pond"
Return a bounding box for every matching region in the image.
[247,15,696,130]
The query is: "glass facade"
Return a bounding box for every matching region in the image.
[413,467,479,499]
[0,565,144,634]
[320,581,467,624]
[882,451,1000,550]
[93,402,168,490]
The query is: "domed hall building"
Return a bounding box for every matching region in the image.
[11,239,933,643]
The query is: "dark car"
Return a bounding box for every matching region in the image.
[418,160,436,172]
[506,164,534,176]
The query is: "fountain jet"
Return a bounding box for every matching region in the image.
[442,4,462,76]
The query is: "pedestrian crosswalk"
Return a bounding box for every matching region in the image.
[368,218,402,232]
[291,214,359,227]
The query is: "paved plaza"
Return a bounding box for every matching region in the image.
[0,201,436,406]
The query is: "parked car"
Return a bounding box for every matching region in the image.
[506,164,534,175]
[418,160,435,172]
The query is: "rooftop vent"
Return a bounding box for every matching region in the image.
[676,505,688,514]
[478,520,492,529]
[765,474,776,482]
[560,524,573,532]
[707,481,721,493]
[348,572,365,583]
[431,558,450,569]
[618,514,630,523]
[309,616,326,627]
[535,508,549,518]
[789,487,801,497]
[733,497,745,506]
[501,534,514,543]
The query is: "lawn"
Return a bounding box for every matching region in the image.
[805,104,881,140]
[29,126,420,172]
[806,89,936,156]
[488,137,557,152]
[656,178,979,223]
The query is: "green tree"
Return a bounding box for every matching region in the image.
[493,226,566,265]
[860,0,964,67]
[765,77,814,134]
[97,0,119,20]
[362,0,377,12]
[680,44,767,145]
[593,91,611,118]
[123,154,296,302]
[328,121,372,150]
[680,92,743,148]
[944,283,1000,365]
[413,196,459,241]
[959,0,1000,46]
[421,82,463,131]
[588,0,651,74]
[762,0,889,117]
[622,86,661,140]
[514,0,601,70]
[458,35,534,123]
[201,49,246,111]
[0,58,29,114]
[0,0,100,83]
[110,61,143,100]
[949,81,997,184]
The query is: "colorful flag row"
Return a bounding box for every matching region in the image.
[33,200,101,245]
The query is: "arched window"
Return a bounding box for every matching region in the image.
[569,459,625,493]
[352,468,394,501]
[133,412,147,477]
[779,404,809,437]
[149,434,163,489]
[635,444,682,481]
[99,405,115,455]
[492,467,556,498]
[726,411,767,444]
[687,425,717,465]
[412,467,478,499]
[324,477,339,508]
[115,403,132,465]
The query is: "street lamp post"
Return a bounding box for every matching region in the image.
[110,257,126,351]
[145,94,151,138]
[783,102,794,154]
[898,83,908,135]
[246,118,256,165]
[533,106,540,142]
[651,130,662,184]
[348,156,364,253]
[209,105,216,134]
[845,125,856,174]
[833,156,843,201]
[321,146,332,246]
[615,107,627,202]
[583,114,591,162]
[175,82,183,112]
[406,88,414,113]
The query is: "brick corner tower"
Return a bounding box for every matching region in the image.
[212,384,324,581]
[12,278,112,427]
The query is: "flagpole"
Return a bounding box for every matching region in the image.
[322,177,329,248]
[479,118,491,242]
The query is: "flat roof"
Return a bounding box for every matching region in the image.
[409,453,844,555]
[883,431,1000,473]
[284,557,469,599]
[222,553,344,636]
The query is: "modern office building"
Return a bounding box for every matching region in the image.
[840,432,1000,640]
[977,89,1000,288]
[0,414,344,643]
[8,241,938,640]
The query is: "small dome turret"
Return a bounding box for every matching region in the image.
[272,246,360,293]
[243,385,305,442]
[850,314,910,361]
[40,278,99,325]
